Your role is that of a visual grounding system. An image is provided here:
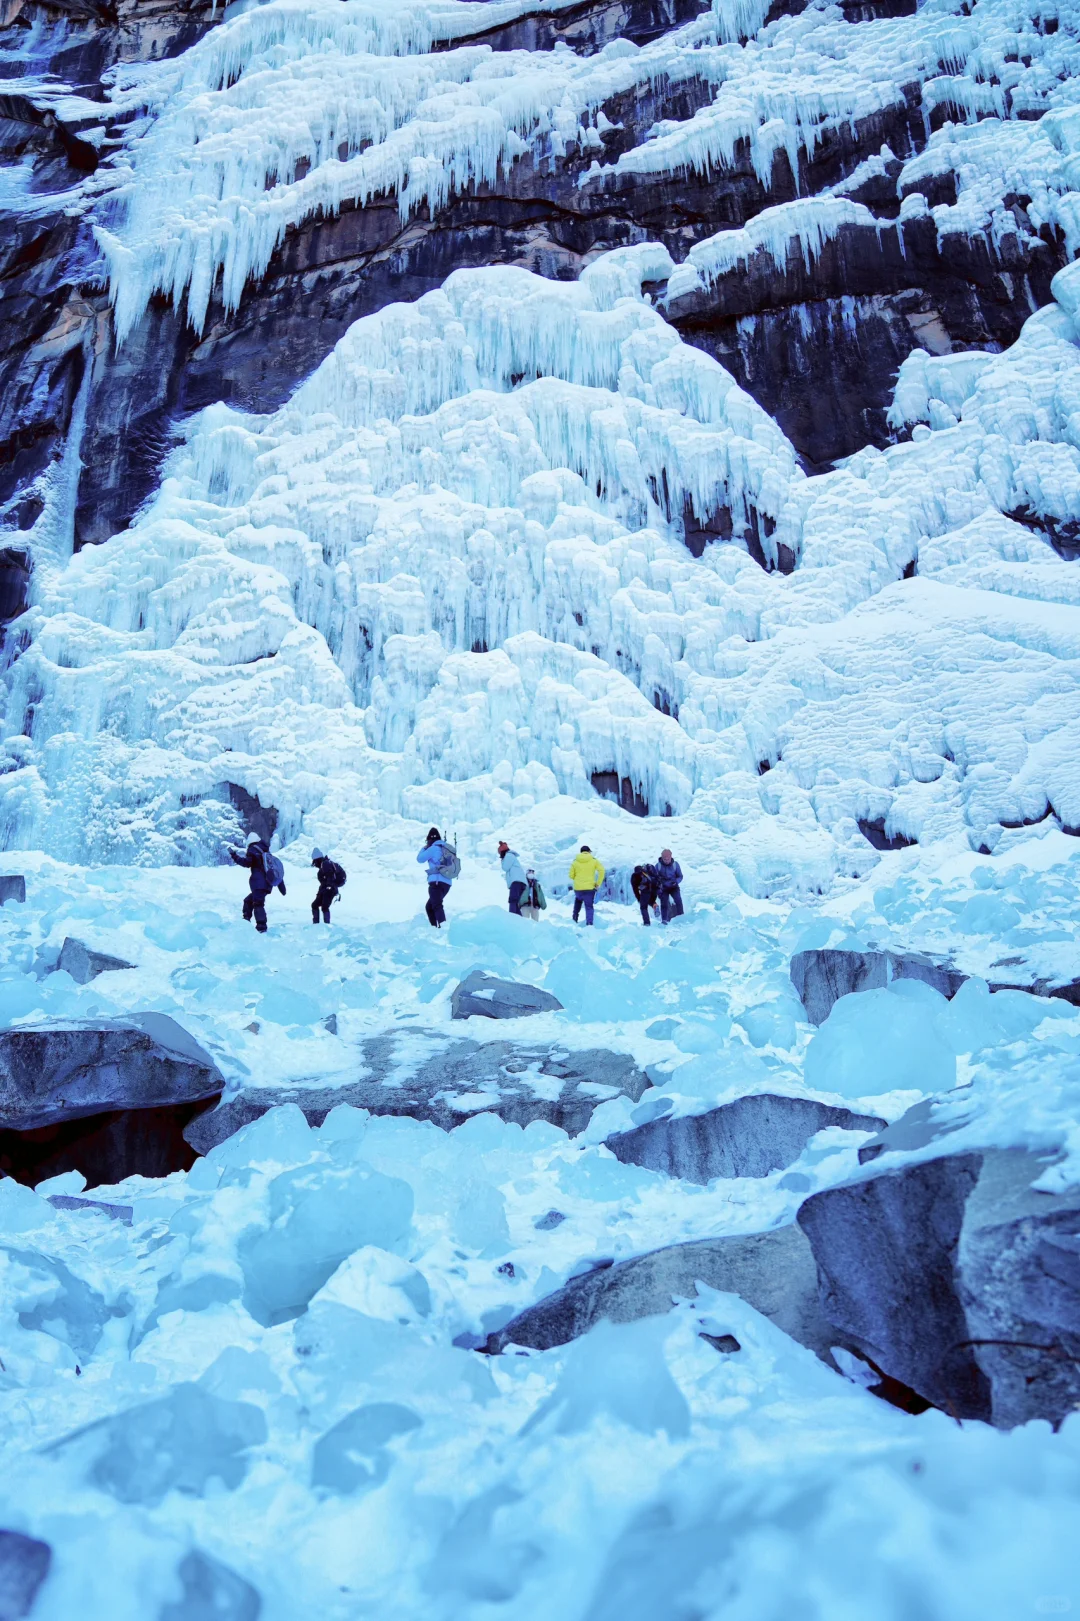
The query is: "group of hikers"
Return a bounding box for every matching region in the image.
[416,827,684,930]
[230,835,346,933]
[230,827,683,934]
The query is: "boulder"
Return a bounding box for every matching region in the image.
[797,1146,1080,1427]
[790,948,968,1024]
[160,1550,261,1621]
[0,878,25,907]
[450,971,563,1021]
[46,1194,134,1224]
[0,1015,223,1131]
[481,1223,845,1366]
[0,1529,51,1620]
[57,938,136,986]
[605,1093,884,1183]
[185,1032,647,1153]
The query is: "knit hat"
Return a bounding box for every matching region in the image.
[245,832,261,846]
[311,848,325,861]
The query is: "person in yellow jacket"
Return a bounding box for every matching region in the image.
[568,845,605,926]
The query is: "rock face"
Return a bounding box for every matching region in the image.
[0,1528,52,1621]
[2,0,1062,559]
[0,878,25,906]
[0,1014,223,1188]
[46,1193,133,1224]
[56,938,136,986]
[791,946,1080,1025]
[1,1103,210,1191]
[482,1223,846,1364]
[184,1032,647,1153]
[450,971,563,1021]
[0,1015,222,1130]
[605,1093,885,1183]
[666,210,1062,470]
[797,1146,1080,1428]
[790,948,969,1024]
[160,1550,261,1621]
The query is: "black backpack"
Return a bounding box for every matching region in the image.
[327,860,347,889]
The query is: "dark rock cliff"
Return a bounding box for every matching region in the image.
[0,0,1068,553]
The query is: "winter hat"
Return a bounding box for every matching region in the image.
[580,845,591,853]
[497,841,509,853]
[245,832,261,846]
[311,848,325,862]
[427,827,441,841]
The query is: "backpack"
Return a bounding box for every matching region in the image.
[437,841,461,880]
[259,848,285,887]
[329,861,347,889]
[532,880,547,910]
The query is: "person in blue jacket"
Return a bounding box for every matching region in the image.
[417,827,455,927]
[656,849,684,924]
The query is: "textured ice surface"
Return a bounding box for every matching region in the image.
[9,255,1080,883]
[0,846,1080,1616]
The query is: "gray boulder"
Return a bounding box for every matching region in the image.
[798,1146,1080,1427]
[792,946,1080,1026]
[790,948,968,1025]
[0,1015,223,1130]
[185,1031,646,1153]
[482,1223,845,1366]
[46,1194,133,1224]
[160,1550,261,1621]
[451,971,563,1021]
[57,938,136,986]
[0,878,25,907]
[0,1529,51,1621]
[606,1093,884,1183]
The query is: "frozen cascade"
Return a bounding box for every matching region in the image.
[74,0,1080,343]
[6,246,1080,883]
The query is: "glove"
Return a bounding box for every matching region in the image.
[278,882,287,896]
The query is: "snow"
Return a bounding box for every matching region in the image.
[1,841,1080,1615]
[7,0,1080,1606]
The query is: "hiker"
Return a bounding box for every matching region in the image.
[520,868,546,921]
[631,862,659,926]
[229,832,286,934]
[310,848,347,924]
[416,827,458,927]
[497,841,527,915]
[568,844,605,926]
[656,849,684,924]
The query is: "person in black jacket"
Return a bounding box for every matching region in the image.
[656,849,684,924]
[310,848,346,924]
[229,833,286,934]
[631,863,659,926]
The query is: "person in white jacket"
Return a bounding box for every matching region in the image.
[497,840,527,915]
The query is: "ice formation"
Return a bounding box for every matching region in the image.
[7,240,1080,884]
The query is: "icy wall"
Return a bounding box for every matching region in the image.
[4,0,1080,893]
